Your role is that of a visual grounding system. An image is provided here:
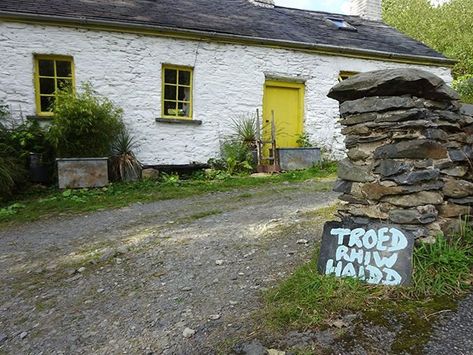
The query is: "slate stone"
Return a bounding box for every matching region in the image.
[361,183,403,200]
[333,180,352,194]
[340,112,377,126]
[401,224,431,239]
[374,160,410,177]
[347,205,389,219]
[449,197,473,205]
[328,68,460,103]
[338,159,374,183]
[460,104,473,117]
[448,147,473,162]
[347,148,369,161]
[443,178,473,198]
[341,124,371,136]
[392,169,440,185]
[402,181,444,193]
[434,110,464,123]
[339,194,369,205]
[375,108,427,123]
[0,333,6,345]
[340,96,419,116]
[389,205,438,224]
[345,134,390,149]
[441,166,468,177]
[383,191,443,207]
[438,203,471,218]
[374,140,447,160]
[423,129,448,141]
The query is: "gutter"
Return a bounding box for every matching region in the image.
[0,11,457,67]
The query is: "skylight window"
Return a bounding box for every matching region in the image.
[327,17,357,31]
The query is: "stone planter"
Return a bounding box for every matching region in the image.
[277,147,321,171]
[57,158,109,189]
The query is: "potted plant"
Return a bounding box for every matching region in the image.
[48,83,124,189]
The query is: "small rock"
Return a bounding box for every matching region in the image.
[180,287,192,292]
[215,260,224,266]
[19,331,28,340]
[296,239,309,245]
[77,267,86,273]
[99,248,115,262]
[97,288,105,293]
[182,327,196,338]
[238,272,245,276]
[268,350,286,355]
[329,319,349,329]
[209,314,221,320]
[229,301,238,306]
[66,269,76,276]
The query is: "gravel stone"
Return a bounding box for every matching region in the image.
[0,181,338,354]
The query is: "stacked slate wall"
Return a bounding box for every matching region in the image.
[328,69,473,240]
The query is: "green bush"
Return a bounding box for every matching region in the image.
[48,83,124,158]
[453,75,473,104]
[0,105,28,199]
[209,139,254,176]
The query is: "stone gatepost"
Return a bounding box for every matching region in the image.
[328,69,473,241]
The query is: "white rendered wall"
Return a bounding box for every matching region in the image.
[0,21,453,164]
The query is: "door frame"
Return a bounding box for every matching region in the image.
[262,79,305,147]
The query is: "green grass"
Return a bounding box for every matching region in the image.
[263,228,473,351]
[0,163,337,228]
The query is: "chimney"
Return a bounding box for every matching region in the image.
[248,0,275,8]
[349,0,382,21]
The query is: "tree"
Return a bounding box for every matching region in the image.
[383,0,473,77]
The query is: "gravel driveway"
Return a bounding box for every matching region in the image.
[0,179,337,354]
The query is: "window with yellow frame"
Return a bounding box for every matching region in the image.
[162,65,193,119]
[338,71,359,82]
[34,55,75,116]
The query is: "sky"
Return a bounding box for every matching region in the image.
[273,0,450,13]
[274,0,351,14]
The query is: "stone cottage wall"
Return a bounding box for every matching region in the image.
[328,69,473,240]
[0,21,453,165]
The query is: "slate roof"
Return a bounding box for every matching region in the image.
[0,0,452,64]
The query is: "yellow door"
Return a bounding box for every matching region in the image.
[263,80,304,156]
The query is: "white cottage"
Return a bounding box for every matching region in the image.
[0,0,455,166]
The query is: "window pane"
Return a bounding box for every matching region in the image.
[164,101,177,116]
[178,86,190,101]
[57,78,73,91]
[39,78,55,95]
[179,70,191,86]
[38,60,54,76]
[178,102,190,117]
[164,85,177,100]
[40,96,55,112]
[56,60,72,77]
[164,69,177,84]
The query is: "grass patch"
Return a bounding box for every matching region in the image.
[0,164,337,228]
[263,227,473,352]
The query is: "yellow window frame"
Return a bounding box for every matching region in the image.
[338,70,359,82]
[161,65,193,120]
[34,54,75,117]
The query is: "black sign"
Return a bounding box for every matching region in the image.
[317,221,415,286]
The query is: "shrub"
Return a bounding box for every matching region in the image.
[110,130,141,182]
[48,83,124,158]
[0,105,28,199]
[453,75,473,104]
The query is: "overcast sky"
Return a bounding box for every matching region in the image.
[274,0,351,14]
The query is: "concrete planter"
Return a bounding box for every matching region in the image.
[277,147,321,171]
[57,158,109,189]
